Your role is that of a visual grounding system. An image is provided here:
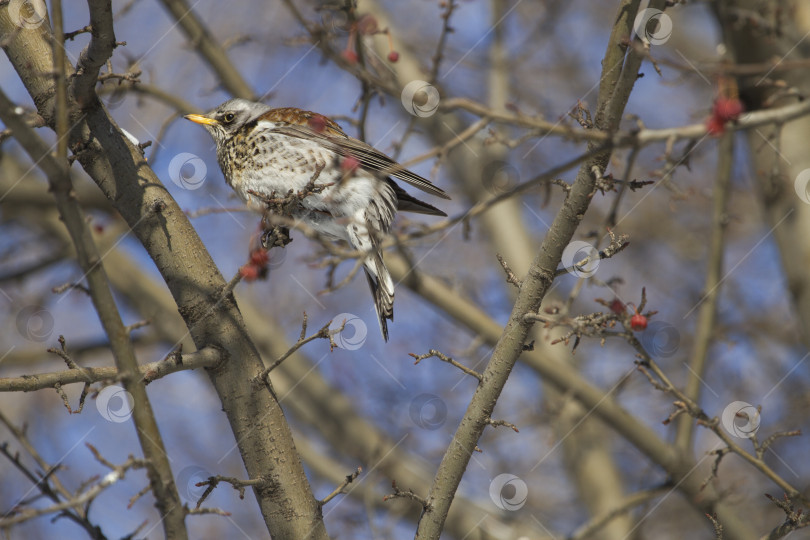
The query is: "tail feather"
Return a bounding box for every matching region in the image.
[363,254,394,341]
[346,210,396,341]
[388,180,448,216]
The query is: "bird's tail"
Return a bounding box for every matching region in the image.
[363,251,394,341]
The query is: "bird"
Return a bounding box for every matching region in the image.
[184,98,450,341]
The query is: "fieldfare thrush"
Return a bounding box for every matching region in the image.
[185,98,449,341]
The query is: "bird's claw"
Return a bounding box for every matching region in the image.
[261,226,292,250]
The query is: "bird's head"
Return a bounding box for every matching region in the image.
[184,98,271,144]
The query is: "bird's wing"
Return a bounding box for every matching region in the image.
[259,108,450,200]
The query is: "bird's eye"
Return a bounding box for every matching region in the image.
[222,112,236,123]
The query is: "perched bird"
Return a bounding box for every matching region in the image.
[184,98,450,341]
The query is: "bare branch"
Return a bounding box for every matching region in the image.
[319,467,362,506]
[410,349,483,382]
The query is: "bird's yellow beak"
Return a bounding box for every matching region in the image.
[184,113,218,126]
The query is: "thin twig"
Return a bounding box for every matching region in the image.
[319,467,362,506]
[410,349,483,381]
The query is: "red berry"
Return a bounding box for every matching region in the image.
[239,264,259,282]
[387,51,399,63]
[342,49,358,64]
[609,298,625,314]
[714,97,743,122]
[630,313,648,331]
[706,115,725,136]
[341,155,361,175]
[249,249,269,268]
[706,97,743,136]
[93,224,105,234]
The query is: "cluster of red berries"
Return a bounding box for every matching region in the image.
[239,248,270,282]
[706,96,744,136]
[608,297,648,331]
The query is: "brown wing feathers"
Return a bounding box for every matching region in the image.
[259,108,450,200]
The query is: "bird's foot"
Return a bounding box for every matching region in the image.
[261,226,292,250]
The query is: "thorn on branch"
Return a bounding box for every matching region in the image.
[128,484,151,509]
[552,178,572,194]
[382,480,429,509]
[496,253,522,288]
[319,467,362,506]
[486,418,519,432]
[662,401,688,425]
[192,475,266,510]
[410,349,483,381]
[700,447,729,492]
[64,25,93,40]
[124,319,150,335]
[48,335,78,369]
[51,281,91,296]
